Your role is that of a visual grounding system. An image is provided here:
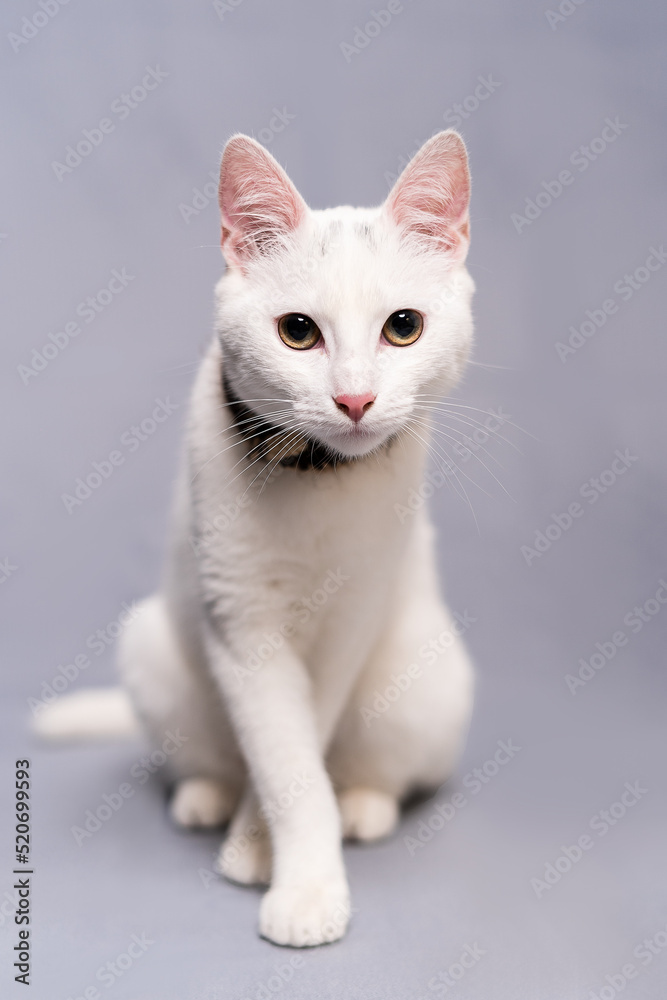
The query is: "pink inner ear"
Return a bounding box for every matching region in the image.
[218,136,306,267]
[387,131,471,259]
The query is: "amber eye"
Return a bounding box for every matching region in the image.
[277,313,322,350]
[382,309,424,346]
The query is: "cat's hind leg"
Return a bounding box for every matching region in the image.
[336,787,399,842]
[117,594,244,828]
[170,777,237,829]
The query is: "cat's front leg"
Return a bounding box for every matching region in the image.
[203,623,351,947]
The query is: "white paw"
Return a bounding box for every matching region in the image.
[169,778,235,829]
[338,787,398,842]
[216,827,272,886]
[259,878,351,947]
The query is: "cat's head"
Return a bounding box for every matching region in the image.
[215,131,474,461]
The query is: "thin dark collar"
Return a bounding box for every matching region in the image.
[222,373,354,471]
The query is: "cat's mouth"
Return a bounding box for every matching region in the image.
[223,374,398,467]
[224,375,385,469]
[324,421,388,457]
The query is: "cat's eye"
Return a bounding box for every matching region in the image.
[277,313,322,350]
[382,309,424,347]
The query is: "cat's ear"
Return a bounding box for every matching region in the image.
[218,134,307,268]
[385,130,471,261]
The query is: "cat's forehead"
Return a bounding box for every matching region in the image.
[308,206,410,278]
[231,203,453,319]
[312,206,381,249]
[286,206,443,307]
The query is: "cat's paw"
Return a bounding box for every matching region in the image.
[338,787,398,842]
[169,777,235,829]
[216,829,272,886]
[259,878,351,947]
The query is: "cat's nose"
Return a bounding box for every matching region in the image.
[334,393,376,423]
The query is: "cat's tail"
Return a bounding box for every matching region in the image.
[31,688,140,742]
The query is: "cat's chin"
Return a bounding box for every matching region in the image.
[320,425,394,460]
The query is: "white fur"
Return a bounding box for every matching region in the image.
[36,132,476,947]
[32,688,139,741]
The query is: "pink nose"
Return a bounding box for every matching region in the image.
[334,393,376,423]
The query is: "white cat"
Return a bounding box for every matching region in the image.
[37,130,476,947]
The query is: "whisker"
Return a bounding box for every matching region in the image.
[412,405,524,459]
[218,396,293,406]
[253,428,307,501]
[190,408,298,482]
[238,426,305,504]
[401,419,467,504]
[424,421,507,472]
[214,408,294,436]
[156,358,205,374]
[201,416,295,467]
[465,359,515,371]
[221,421,304,500]
[408,417,497,504]
[410,414,514,502]
[412,398,535,441]
[403,422,481,535]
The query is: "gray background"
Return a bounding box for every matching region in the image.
[1,0,666,997]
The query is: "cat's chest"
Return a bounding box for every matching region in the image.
[254,453,417,560]
[195,442,421,596]
[224,467,411,645]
